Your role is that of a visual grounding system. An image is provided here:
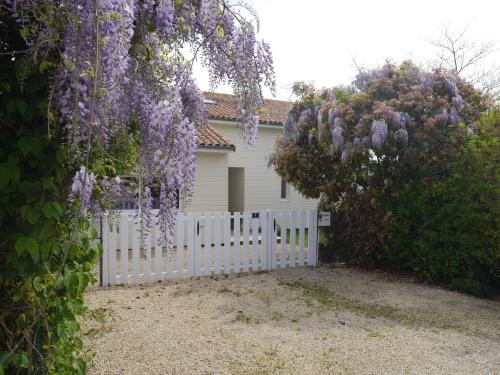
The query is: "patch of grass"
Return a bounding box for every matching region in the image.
[230,346,286,375]
[218,287,241,297]
[255,292,271,307]
[365,328,383,338]
[83,307,116,339]
[270,311,284,321]
[232,311,253,324]
[280,279,492,338]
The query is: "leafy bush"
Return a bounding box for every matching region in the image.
[0,18,99,374]
[272,61,497,297]
[383,109,499,296]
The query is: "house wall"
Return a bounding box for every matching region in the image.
[211,120,318,212]
[184,150,228,212]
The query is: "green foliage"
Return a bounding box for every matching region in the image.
[274,62,497,297]
[383,109,499,296]
[0,17,99,373]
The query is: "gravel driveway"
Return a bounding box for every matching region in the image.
[84,266,500,374]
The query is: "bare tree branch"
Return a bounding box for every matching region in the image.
[429,23,499,101]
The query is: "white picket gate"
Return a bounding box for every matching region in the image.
[99,209,318,286]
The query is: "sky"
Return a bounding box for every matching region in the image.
[193,0,500,100]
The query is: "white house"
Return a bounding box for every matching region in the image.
[183,92,317,213]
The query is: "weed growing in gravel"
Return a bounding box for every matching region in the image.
[218,287,241,297]
[232,311,254,324]
[279,279,490,338]
[84,307,116,339]
[255,292,272,307]
[365,328,383,338]
[230,345,286,374]
[282,280,417,322]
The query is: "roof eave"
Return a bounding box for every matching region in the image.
[197,144,236,152]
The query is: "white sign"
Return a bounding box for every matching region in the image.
[318,211,331,227]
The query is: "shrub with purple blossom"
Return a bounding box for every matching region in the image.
[272,61,488,276]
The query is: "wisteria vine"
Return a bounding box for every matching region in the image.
[5,0,275,238]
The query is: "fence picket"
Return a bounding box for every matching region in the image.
[242,212,250,272]
[223,212,231,274]
[132,216,139,281]
[187,214,195,277]
[120,213,129,285]
[289,211,297,267]
[233,212,240,273]
[251,213,259,271]
[214,212,222,275]
[280,210,287,269]
[155,216,163,281]
[101,216,109,286]
[271,211,278,269]
[299,210,305,267]
[261,211,268,270]
[308,209,317,266]
[176,214,185,277]
[204,212,212,275]
[194,214,201,276]
[166,228,174,280]
[109,221,117,286]
[144,227,151,282]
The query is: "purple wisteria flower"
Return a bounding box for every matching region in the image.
[392,112,410,128]
[328,108,341,126]
[452,95,463,107]
[317,109,323,128]
[10,0,276,236]
[68,166,96,213]
[450,109,461,125]
[371,119,388,149]
[394,128,409,144]
[331,124,344,153]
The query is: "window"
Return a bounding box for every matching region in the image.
[281,178,288,200]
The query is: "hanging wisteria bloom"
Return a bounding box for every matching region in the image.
[452,95,464,108]
[8,0,276,238]
[394,128,409,144]
[331,123,344,153]
[68,166,96,213]
[392,112,410,128]
[371,119,388,149]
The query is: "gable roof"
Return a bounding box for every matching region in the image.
[197,124,235,151]
[203,92,292,126]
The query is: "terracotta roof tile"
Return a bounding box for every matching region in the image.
[197,124,235,150]
[203,92,292,125]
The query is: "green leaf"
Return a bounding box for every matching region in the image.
[18,136,41,156]
[15,237,39,260]
[39,60,56,74]
[33,276,43,292]
[75,358,86,375]
[43,178,55,190]
[21,206,40,225]
[0,165,9,189]
[43,202,62,220]
[17,352,29,368]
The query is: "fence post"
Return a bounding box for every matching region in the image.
[101,214,109,286]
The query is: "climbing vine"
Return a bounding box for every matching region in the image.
[0,1,275,372]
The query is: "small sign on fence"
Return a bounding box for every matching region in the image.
[318,211,331,227]
[252,212,260,219]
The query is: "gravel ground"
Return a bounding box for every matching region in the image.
[84,265,500,375]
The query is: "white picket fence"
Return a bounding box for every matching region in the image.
[100,209,318,286]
